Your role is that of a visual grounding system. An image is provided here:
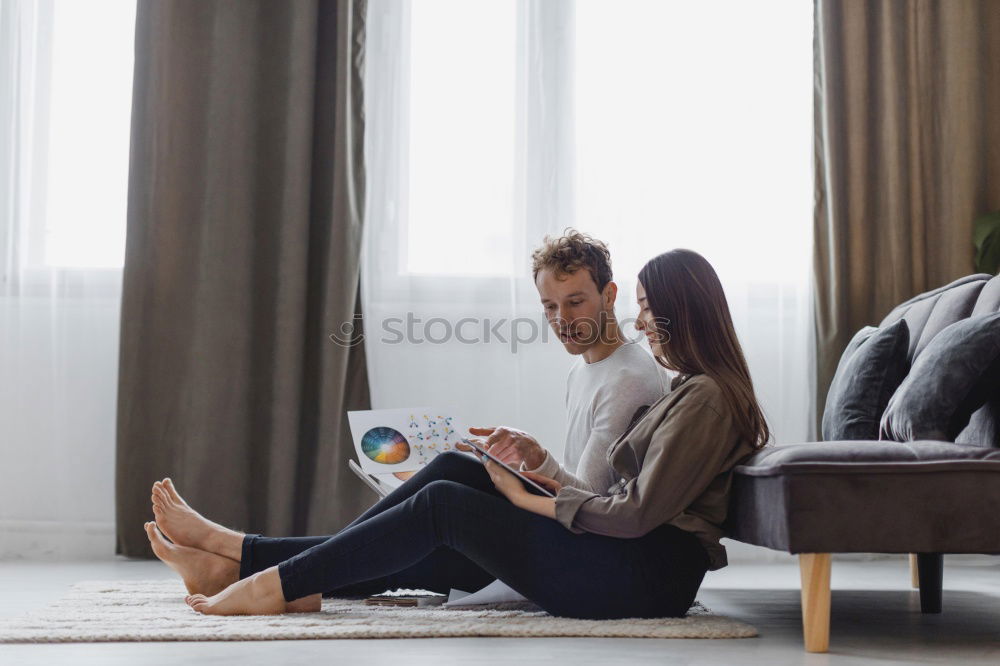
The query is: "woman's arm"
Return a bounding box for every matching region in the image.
[512,493,557,519]
[555,395,738,539]
[484,460,558,519]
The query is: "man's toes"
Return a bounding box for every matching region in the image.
[151,523,168,542]
[153,485,171,505]
[146,522,173,556]
[163,478,184,503]
[154,520,179,545]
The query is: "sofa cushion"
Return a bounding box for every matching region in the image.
[822,319,909,441]
[956,393,1000,448]
[880,312,1000,442]
[908,279,985,358]
[957,274,1000,447]
[726,441,1000,553]
[878,274,991,360]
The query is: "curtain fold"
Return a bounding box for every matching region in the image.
[813,0,1000,423]
[116,0,370,557]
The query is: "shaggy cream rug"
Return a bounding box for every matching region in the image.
[0,580,757,642]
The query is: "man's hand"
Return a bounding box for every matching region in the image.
[465,426,547,469]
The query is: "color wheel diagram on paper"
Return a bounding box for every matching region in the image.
[347,407,467,475]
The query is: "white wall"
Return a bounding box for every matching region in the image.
[0,290,121,559]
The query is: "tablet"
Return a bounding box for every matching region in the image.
[460,438,556,498]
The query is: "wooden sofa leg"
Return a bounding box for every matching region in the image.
[916,553,943,613]
[799,553,831,653]
[909,553,919,589]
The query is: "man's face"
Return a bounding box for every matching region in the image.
[535,267,614,355]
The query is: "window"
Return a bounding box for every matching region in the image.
[8,0,136,271]
[363,0,816,446]
[372,0,811,286]
[406,0,516,276]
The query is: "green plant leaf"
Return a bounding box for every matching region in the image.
[974,211,1000,275]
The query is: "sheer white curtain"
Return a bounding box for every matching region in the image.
[0,0,135,558]
[363,0,814,466]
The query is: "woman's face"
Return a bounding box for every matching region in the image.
[635,281,666,356]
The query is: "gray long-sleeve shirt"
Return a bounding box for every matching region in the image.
[553,373,758,570]
[521,341,671,494]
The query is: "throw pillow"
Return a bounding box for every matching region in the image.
[822,319,910,440]
[880,311,1000,442]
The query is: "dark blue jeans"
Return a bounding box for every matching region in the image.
[239,451,709,619]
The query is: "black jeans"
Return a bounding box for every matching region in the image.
[239,451,709,619]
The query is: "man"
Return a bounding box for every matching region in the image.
[466,229,670,493]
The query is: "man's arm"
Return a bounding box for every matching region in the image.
[519,450,596,492]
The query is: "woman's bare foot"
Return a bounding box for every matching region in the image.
[186,566,287,616]
[151,478,243,561]
[145,521,239,596]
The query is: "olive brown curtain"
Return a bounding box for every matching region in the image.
[813,0,1000,422]
[116,0,372,556]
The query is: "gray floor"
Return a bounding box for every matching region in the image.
[1,557,998,665]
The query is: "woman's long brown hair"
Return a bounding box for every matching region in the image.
[639,249,770,449]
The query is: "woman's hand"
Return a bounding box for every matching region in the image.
[522,471,562,495]
[484,461,558,520]
[467,426,547,469]
[484,460,528,502]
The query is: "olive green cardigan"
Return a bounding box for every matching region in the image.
[554,373,758,570]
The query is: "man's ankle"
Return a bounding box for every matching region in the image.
[207,528,244,562]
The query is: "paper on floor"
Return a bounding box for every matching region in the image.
[444,578,528,607]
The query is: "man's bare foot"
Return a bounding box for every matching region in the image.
[286,594,322,613]
[186,566,287,616]
[151,478,243,561]
[146,520,320,611]
[145,521,239,596]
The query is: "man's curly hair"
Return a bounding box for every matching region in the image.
[531,228,613,293]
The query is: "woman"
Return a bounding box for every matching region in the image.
[147,248,769,619]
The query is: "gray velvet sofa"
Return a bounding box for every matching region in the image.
[726,274,1000,653]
